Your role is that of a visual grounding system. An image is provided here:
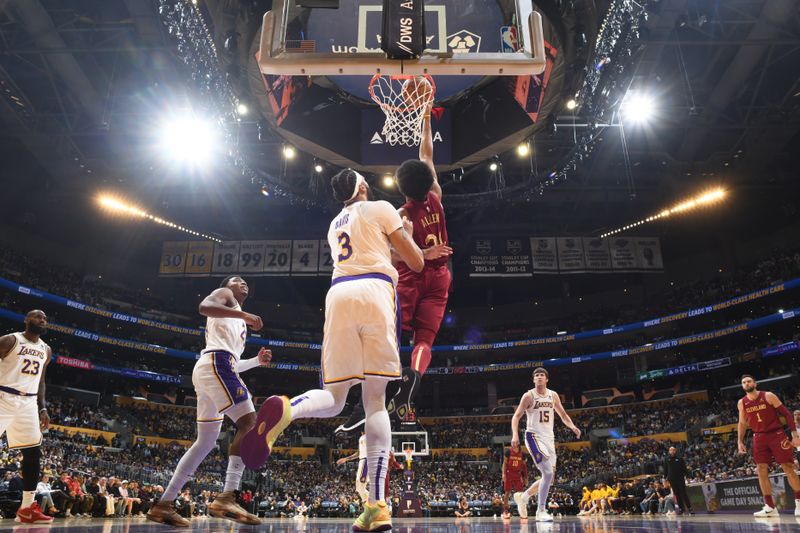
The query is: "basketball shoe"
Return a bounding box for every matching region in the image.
[336,380,403,434]
[208,491,261,525]
[146,501,191,527]
[536,509,554,522]
[241,395,292,469]
[513,492,528,519]
[352,501,392,531]
[15,502,53,524]
[753,504,779,517]
[795,499,800,516]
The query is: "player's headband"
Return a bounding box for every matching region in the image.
[347,170,367,202]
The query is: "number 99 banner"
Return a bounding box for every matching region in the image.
[159,240,332,277]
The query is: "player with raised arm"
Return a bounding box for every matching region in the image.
[336,78,452,433]
[511,368,581,522]
[242,169,424,532]
[0,310,54,524]
[737,374,800,517]
[147,276,271,527]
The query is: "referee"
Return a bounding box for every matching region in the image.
[665,446,693,515]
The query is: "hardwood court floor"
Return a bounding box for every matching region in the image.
[2,514,799,532]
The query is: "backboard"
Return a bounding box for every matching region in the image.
[258,0,545,80]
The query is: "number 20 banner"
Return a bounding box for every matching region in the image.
[159,240,333,277]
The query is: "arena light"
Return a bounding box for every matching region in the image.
[600,188,727,238]
[620,92,655,123]
[159,114,219,165]
[566,99,577,110]
[382,175,395,187]
[96,194,222,243]
[516,142,530,157]
[314,163,324,173]
[236,102,248,116]
[283,145,296,159]
[261,186,270,197]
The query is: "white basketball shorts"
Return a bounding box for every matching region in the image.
[0,393,42,449]
[321,274,402,386]
[524,431,557,468]
[193,351,255,423]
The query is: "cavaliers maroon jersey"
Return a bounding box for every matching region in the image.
[742,391,783,433]
[504,448,527,479]
[397,191,449,274]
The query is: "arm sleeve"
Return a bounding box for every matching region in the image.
[369,201,404,236]
[235,357,261,373]
[776,404,798,431]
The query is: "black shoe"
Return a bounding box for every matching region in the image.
[335,402,366,434]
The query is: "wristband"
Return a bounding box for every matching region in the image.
[39,407,48,413]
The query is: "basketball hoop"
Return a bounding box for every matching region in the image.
[368,74,436,147]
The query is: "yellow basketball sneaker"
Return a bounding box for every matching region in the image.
[352,501,392,532]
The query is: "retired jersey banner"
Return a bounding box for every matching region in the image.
[556,237,586,272]
[468,238,532,277]
[530,237,558,273]
[583,237,612,271]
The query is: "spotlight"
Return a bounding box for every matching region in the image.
[489,161,499,172]
[620,92,655,123]
[160,114,218,165]
[314,163,324,173]
[516,142,530,157]
[566,99,577,110]
[283,146,296,159]
[236,103,248,116]
[382,175,395,188]
[261,186,270,197]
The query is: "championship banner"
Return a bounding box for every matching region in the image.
[468,238,532,277]
[556,237,586,272]
[158,241,188,275]
[530,237,558,273]
[609,237,637,270]
[583,237,612,271]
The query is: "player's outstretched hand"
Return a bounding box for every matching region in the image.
[510,435,519,451]
[737,441,747,454]
[39,409,50,431]
[402,217,414,234]
[424,244,453,261]
[336,458,347,466]
[257,348,272,366]
[571,426,582,439]
[243,312,263,332]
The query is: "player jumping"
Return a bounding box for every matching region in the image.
[737,374,800,517]
[511,368,581,522]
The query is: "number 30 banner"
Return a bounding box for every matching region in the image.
[159,240,333,277]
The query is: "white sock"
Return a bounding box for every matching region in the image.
[363,379,391,505]
[162,421,221,501]
[223,455,245,493]
[290,384,349,420]
[521,491,531,503]
[21,490,35,508]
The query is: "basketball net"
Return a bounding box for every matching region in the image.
[404,448,414,470]
[369,74,436,147]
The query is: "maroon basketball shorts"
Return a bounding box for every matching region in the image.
[504,477,525,493]
[752,429,794,464]
[398,265,451,334]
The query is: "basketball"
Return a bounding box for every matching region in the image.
[401,76,433,108]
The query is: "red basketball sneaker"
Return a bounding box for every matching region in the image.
[16,502,54,524]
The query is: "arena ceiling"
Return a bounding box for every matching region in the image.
[0,0,799,238]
